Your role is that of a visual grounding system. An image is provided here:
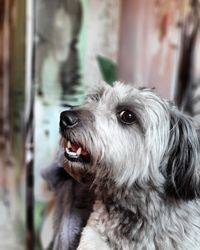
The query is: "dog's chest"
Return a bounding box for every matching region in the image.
[87,200,146,249]
[86,200,200,250]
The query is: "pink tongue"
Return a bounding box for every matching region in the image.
[71,143,79,152]
[70,143,89,156]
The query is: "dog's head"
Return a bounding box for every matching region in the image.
[60,82,200,200]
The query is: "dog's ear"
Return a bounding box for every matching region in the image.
[164,109,200,200]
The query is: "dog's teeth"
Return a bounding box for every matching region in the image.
[65,147,78,157]
[67,140,71,149]
[76,147,82,155]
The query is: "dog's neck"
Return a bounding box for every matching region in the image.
[94,178,170,219]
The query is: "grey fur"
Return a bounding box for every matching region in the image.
[42,152,94,250]
[59,82,200,250]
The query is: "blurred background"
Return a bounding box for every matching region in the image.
[0,0,200,249]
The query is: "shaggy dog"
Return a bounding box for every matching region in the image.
[58,82,200,249]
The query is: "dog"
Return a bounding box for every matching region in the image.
[59,82,200,250]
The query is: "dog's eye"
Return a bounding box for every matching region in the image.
[118,110,136,124]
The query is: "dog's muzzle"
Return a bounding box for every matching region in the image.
[59,110,91,164]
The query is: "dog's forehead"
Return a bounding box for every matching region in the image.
[112,83,140,98]
[100,83,154,106]
[86,82,167,116]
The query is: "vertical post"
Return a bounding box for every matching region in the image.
[25,0,34,249]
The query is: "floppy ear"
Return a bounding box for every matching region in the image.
[164,110,200,200]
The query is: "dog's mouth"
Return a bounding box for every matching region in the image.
[64,139,90,163]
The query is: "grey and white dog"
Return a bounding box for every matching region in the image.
[58,82,200,250]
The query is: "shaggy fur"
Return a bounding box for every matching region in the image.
[42,152,94,250]
[58,82,200,250]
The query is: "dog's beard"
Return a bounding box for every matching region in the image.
[60,136,95,183]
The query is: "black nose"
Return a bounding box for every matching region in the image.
[60,110,79,129]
